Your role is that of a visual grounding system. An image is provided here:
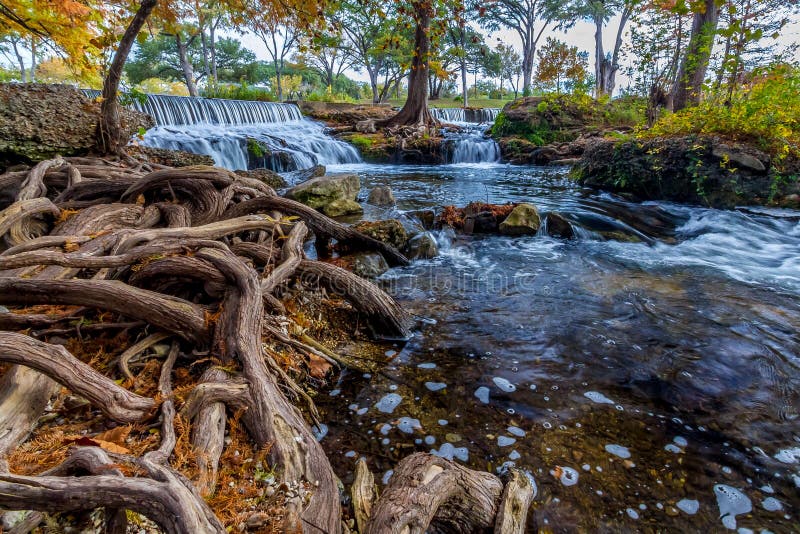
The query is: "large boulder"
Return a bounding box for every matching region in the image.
[544,212,574,239]
[285,173,361,210]
[353,219,408,250]
[348,252,389,278]
[499,203,541,235]
[0,83,153,167]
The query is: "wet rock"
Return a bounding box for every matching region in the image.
[322,198,363,218]
[464,211,499,233]
[545,212,574,239]
[405,232,438,259]
[234,168,287,189]
[289,164,326,183]
[367,185,395,206]
[406,209,435,230]
[245,138,294,172]
[349,252,389,278]
[353,219,408,250]
[0,83,153,167]
[285,173,361,211]
[712,144,767,172]
[499,203,541,235]
[130,146,214,167]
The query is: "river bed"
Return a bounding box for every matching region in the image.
[314,162,800,532]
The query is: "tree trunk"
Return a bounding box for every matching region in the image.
[522,45,534,96]
[11,39,25,83]
[594,16,606,97]
[671,0,719,111]
[461,58,469,108]
[200,30,211,81]
[176,34,198,97]
[606,6,632,97]
[28,36,36,82]
[210,23,218,81]
[97,0,158,155]
[382,3,435,127]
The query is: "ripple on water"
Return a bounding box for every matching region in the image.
[714,484,752,530]
[375,393,402,414]
[605,444,631,459]
[584,391,615,404]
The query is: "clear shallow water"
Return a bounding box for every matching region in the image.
[316,163,800,532]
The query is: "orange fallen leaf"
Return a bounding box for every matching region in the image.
[307,353,332,379]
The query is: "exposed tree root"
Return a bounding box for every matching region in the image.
[0,156,535,533]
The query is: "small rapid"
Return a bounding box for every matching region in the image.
[431,107,501,164]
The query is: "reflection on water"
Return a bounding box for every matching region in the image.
[315,163,800,531]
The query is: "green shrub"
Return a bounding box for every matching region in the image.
[640,65,800,165]
[201,82,274,102]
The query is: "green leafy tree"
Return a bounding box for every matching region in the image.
[496,42,522,97]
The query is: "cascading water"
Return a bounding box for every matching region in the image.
[87,91,361,172]
[431,107,502,164]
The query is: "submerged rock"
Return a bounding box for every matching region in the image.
[499,203,541,235]
[405,232,438,259]
[367,185,395,206]
[353,219,408,250]
[285,173,361,211]
[322,198,363,217]
[348,252,389,278]
[545,212,574,239]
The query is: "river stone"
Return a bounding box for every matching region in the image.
[285,173,361,210]
[353,219,408,250]
[322,198,363,217]
[499,203,541,235]
[367,185,395,206]
[406,209,435,230]
[348,252,389,278]
[545,212,574,239]
[405,232,438,259]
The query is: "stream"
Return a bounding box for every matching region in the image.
[126,95,800,531]
[314,162,800,532]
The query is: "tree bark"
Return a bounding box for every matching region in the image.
[671,0,720,111]
[176,33,199,97]
[382,2,435,127]
[97,0,158,155]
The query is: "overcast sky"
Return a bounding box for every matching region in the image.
[237,12,800,93]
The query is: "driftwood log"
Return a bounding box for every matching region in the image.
[0,158,534,533]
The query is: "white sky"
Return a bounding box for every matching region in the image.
[238,12,800,93]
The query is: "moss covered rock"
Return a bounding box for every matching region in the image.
[499,203,541,235]
[573,135,800,208]
[285,173,361,210]
[353,219,408,250]
[322,198,363,217]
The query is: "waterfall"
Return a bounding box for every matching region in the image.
[84,90,361,172]
[431,107,502,164]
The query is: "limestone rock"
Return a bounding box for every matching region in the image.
[0,83,153,166]
[285,173,361,210]
[405,232,438,259]
[349,252,389,278]
[367,185,395,206]
[353,219,408,250]
[499,203,541,235]
[545,212,574,239]
[322,198,363,217]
